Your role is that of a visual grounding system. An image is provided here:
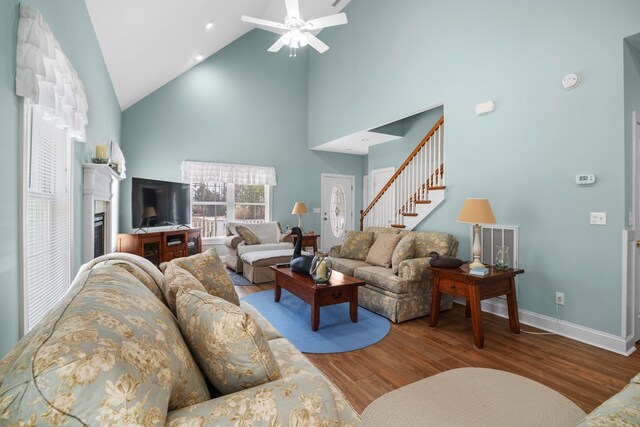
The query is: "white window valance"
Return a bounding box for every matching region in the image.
[181,161,277,186]
[16,5,89,142]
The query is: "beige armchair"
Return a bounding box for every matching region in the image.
[223,222,293,273]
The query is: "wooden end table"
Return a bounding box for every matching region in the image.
[270,265,365,331]
[428,265,525,348]
[292,233,320,254]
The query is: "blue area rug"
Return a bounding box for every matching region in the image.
[226,269,252,286]
[242,290,390,354]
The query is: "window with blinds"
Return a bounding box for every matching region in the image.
[23,104,72,332]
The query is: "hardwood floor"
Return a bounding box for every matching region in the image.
[236,283,640,415]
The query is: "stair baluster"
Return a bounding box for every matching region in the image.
[360,116,446,231]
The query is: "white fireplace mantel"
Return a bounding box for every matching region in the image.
[83,164,123,262]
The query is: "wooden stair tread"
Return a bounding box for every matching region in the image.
[428,185,446,190]
[415,200,431,204]
[390,224,406,228]
[401,213,418,217]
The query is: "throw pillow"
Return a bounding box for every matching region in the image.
[171,248,240,306]
[392,235,416,274]
[365,233,404,268]
[163,263,206,313]
[235,225,261,245]
[176,289,282,394]
[339,231,375,261]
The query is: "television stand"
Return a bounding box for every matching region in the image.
[117,228,202,267]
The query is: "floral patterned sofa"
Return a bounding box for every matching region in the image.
[329,227,458,323]
[0,251,361,426]
[577,373,640,425]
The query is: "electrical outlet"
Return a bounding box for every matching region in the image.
[555,292,565,305]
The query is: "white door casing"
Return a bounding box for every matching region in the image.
[321,174,355,252]
[363,175,369,208]
[634,111,640,341]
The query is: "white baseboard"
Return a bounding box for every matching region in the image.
[453,298,636,356]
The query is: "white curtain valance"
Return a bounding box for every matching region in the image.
[181,161,277,186]
[16,5,89,142]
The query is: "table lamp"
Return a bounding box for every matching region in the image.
[142,206,157,229]
[456,198,496,269]
[291,202,308,229]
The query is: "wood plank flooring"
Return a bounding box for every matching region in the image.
[236,283,640,415]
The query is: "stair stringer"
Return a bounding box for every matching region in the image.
[401,189,446,230]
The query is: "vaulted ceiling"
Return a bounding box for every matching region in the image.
[85,0,351,110]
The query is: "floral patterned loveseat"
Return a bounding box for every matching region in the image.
[0,252,361,426]
[329,227,458,323]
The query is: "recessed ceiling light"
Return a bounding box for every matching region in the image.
[205,21,214,30]
[195,54,204,62]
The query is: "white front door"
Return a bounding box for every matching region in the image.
[320,174,355,252]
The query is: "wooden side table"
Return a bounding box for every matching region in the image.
[428,265,525,348]
[293,233,320,254]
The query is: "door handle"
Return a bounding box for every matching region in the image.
[636,240,640,248]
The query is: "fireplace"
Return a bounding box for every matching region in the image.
[94,212,105,257]
[83,164,123,262]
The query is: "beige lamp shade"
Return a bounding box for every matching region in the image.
[291,202,308,215]
[143,206,157,218]
[292,202,308,229]
[456,198,496,224]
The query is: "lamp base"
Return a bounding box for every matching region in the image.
[468,259,485,270]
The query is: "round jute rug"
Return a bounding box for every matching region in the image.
[362,367,586,427]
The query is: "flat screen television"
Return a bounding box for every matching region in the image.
[131,177,191,228]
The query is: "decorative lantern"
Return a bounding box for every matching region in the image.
[310,251,332,285]
[92,139,111,164]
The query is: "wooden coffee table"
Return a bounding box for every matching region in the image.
[270,265,366,331]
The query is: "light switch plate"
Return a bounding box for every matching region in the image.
[590,212,606,225]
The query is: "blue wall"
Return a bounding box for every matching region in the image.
[367,107,443,178]
[0,0,121,356]
[309,0,640,335]
[121,30,364,236]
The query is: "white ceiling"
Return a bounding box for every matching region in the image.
[313,131,403,155]
[85,0,351,110]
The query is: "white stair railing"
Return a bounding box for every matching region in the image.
[361,116,445,230]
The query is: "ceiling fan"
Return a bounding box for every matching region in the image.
[241,0,348,55]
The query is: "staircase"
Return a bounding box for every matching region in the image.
[360,116,445,230]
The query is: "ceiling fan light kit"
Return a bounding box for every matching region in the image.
[241,0,348,56]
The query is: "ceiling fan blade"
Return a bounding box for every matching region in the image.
[241,15,287,30]
[284,0,300,18]
[304,32,330,53]
[268,33,291,52]
[304,13,348,30]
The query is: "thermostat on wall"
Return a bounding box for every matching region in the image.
[575,174,596,185]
